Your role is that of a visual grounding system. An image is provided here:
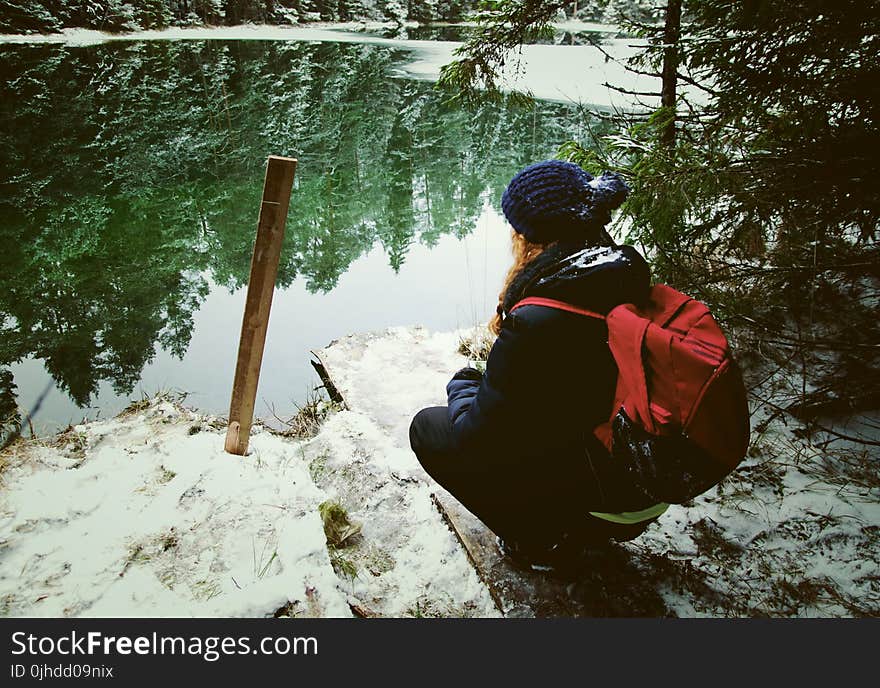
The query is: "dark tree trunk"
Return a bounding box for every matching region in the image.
[660,0,682,147]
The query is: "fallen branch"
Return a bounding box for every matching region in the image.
[309,354,345,406]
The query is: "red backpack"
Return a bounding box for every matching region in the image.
[512,284,751,503]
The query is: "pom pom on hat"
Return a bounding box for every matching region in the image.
[500,160,630,244]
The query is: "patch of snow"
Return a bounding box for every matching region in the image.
[568,246,623,269]
[0,404,350,617]
[0,390,497,617]
[0,402,350,616]
[305,409,497,616]
[319,327,467,446]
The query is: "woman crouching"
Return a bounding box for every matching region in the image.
[409,160,660,575]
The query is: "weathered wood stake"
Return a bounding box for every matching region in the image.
[225,155,297,455]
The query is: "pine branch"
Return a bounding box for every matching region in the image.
[676,71,718,96]
[438,0,570,101]
[602,82,661,98]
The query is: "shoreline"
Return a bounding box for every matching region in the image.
[0,20,622,44]
[0,22,654,110]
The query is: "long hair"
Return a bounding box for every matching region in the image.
[489,231,554,336]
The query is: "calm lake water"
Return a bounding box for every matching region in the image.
[0,36,610,434]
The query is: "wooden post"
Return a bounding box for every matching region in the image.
[225,155,297,455]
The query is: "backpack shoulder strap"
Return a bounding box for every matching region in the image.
[512,296,655,435]
[509,296,605,320]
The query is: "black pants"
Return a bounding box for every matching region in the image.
[409,406,652,549]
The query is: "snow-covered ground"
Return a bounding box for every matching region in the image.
[0,23,656,108]
[2,326,876,617]
[0,401,348,617]
[0,389,497,618]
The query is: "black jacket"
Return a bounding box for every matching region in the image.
[445,242,655,512]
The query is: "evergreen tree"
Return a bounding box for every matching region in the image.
[441,0,880,431]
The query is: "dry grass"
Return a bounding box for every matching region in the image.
[457,326,495,361]
[279,390,343,440]
[117,390,188,419]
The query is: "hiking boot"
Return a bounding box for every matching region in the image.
[495,536,557,572]
[495,533,611,580]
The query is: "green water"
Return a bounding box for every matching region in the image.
[0,38,601,433]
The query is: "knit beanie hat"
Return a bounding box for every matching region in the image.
[501,160,630,244]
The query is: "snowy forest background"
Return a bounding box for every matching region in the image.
[0,0,654,33]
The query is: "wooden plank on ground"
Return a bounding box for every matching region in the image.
[431,490,590,617]
[430,491,677,617]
